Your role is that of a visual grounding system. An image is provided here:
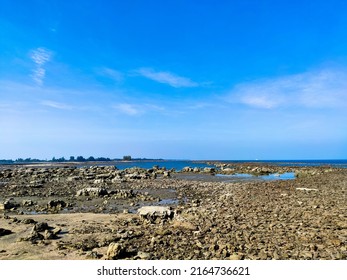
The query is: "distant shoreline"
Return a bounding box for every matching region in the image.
[1,159,347,170]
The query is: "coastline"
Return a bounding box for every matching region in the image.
[0,162,346,260]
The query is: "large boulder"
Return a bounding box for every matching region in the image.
[137,206,174,222]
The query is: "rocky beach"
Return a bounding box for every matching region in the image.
[0,162,346,260]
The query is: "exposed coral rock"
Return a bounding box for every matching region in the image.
[137,206,174,222]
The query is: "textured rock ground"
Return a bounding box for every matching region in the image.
[0,163,346,260]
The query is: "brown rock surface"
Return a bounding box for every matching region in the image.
[0,163,346,259]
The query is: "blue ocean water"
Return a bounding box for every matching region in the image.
[217,159,347,168]
[113,159,347,170]
[215,172,296,181]
[113,160,213,171]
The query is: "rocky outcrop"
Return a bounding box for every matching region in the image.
[18,221,58,243]
[33,222,50,232]
[137,206,174,222]
[47,200,66,210]
[76,187,108,197]
[0,163,346,260]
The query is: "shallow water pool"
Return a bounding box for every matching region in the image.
[215,172,295,181]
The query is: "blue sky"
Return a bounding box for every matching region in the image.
[1,0,347,160]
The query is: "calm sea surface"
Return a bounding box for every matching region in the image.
[112,159,347,170]
[112,160,213,171]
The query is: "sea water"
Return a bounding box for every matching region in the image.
[112,159,347,170]
[215,172,296,181]
[113,160,214,171]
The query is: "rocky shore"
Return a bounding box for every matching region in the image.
[0,163,346,260]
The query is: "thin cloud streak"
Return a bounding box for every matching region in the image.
[30,47,53,86]
[113,102,165,116]
[227,68,347,109]
[113,103,140,116]
[136,68,198,88]
[40,100,73,110]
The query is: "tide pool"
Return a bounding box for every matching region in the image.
[215,172,295,181]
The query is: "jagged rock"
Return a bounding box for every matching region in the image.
[43,230,57,240]
[47,200,66,209]
[21,231,44,243]
[22,199,35,206]
[76,187,108,197]
[112,189,135,199]
[106,242,125,260]
[33,222,50,232]
[52,227,62,235]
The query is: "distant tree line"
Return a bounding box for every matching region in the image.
[123,155,132,161]
[0,155,163,164]
[0,156,115,164]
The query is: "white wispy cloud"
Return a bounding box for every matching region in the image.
[136,68,198,88]
[32,68,46,86]
[40,100,73,110]
[227,68,347,109]
[30,47,53,86]
[99,67,124,82]
[113,103,165,116]
[114,103,140,116]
